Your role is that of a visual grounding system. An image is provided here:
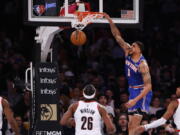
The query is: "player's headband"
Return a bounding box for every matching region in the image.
[83,84,96,99]
[83,91,96,99]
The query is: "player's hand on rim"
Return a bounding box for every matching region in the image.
[103,13,110,19]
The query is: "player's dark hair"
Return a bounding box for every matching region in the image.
[83,84,96,97]
[135,41,144,52]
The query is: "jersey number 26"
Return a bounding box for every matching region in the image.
[81,116,93,130]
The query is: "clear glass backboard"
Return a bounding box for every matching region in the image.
[24,0,143,27]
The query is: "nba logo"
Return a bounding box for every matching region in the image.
[33,5,45,16]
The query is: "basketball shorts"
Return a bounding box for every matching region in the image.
[128,87,152,115]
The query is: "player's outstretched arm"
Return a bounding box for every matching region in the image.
[60,103,77,127]
[135,100,178,134]
[104,13,130,55]
[2,98,20,135]
[98,105,116,134]
[161,100,178,120]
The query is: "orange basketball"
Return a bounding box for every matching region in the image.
[70,30,87,46]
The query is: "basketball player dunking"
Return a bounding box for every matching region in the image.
[135,85,180,135]
[104,13,152,135]
[0,96,20,135]
[60,84,116,135]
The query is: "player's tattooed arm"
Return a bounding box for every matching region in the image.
[140,61,152,87]
[134,61,152,102]
[104,13,131,55]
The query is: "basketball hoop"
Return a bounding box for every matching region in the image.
[71,11,104,30]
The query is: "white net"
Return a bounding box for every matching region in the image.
[71,12,104,30]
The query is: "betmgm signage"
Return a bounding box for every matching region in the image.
[36,130,62,135]
[31,62,63,135]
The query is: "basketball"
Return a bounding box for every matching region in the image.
[70,30,87,46]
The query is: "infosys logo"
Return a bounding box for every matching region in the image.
[40,78,57,84]
[36,131,62,135]
[40,88,57,95]
[39,67,56,73]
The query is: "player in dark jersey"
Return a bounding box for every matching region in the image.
[104,13,152,135]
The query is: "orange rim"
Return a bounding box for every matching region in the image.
[74,11,104,22]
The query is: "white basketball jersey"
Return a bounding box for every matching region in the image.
[0,97,3,130]
[74,101,102,135]
[173,99,180,131]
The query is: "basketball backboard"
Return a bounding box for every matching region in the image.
[24,0,143,28]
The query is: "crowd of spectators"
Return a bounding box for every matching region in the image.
[0,0,180,135]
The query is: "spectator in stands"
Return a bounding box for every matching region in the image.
[15,116,28,135]
[98,94,115,117]
[7,80,22,107]
[116,113,128,135]
[115,91,129,114]
[13,90,30,121]
[149,97,162,115]
[140,119,150,135]
[69,87,81,104]
[116,75,127,93]
[156,97,171,118]
[105,89,115,109]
